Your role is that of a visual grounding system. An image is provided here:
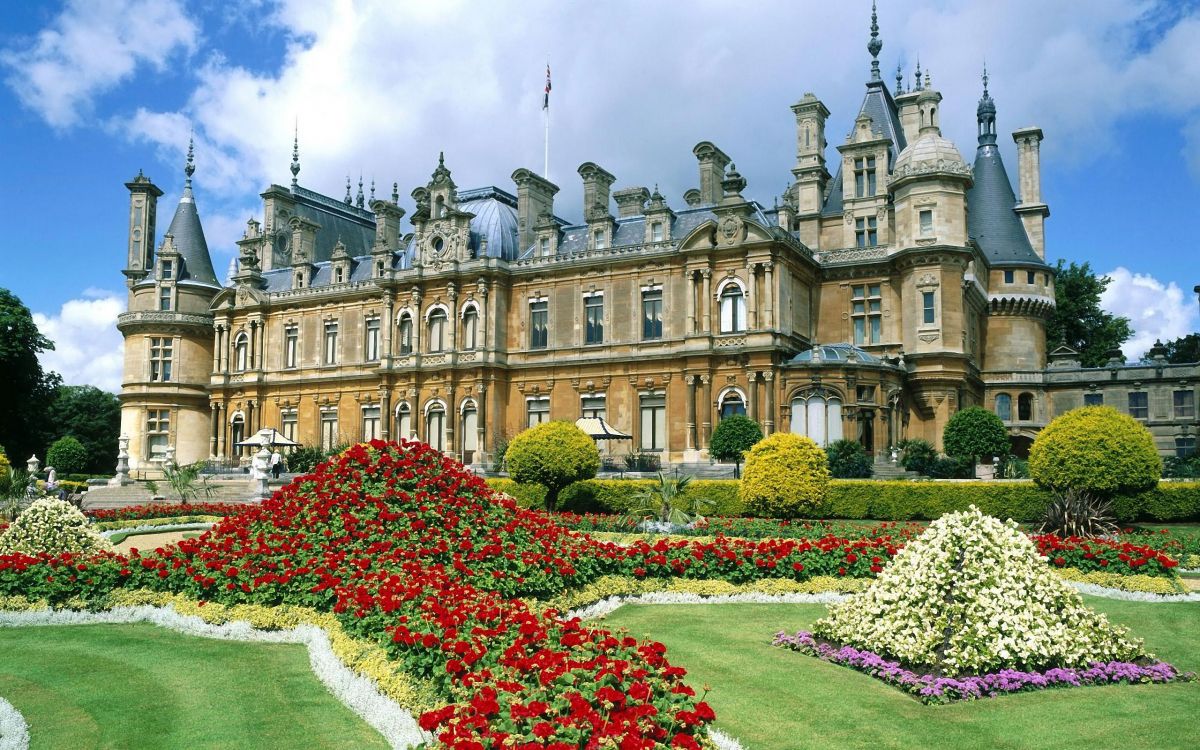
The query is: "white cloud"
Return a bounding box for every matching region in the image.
[1100,267,1199,359]
[33,294,126,393]
[0,0,197,128]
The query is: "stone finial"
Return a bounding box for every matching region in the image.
[356,175,365,208]
[184,133,195,185]
[344,176,352,205]
[392,181,400,203]
[914,57,923,91]
[867,0,882,80]
[895,63,903,95]
[290,121,300,189]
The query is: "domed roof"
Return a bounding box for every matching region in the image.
[788,342,891,366]
[893,132,971,180]
[458,187,520,260]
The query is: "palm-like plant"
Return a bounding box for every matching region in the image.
[0,469,38,521]
[628,472,710,528]
[162,462,214,505]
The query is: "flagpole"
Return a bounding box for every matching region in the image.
[544,102,549,180]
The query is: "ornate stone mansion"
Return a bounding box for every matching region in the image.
[116,11,1199,474]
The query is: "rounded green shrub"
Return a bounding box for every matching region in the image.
[46,436,89,475]
[942,407,1009,463]
[0,497,113,555]
[739,433,830,518]
[826,439,873,478]
[1029,406,1160,495]
[504,421,600,509]
[709,415,763,467]
[898,439,936,475]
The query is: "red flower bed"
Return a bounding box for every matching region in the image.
[1030,534,1179,577]
[87,502,256,522]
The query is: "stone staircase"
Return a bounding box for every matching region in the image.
[81,477,292,511]
[870,461,921,480]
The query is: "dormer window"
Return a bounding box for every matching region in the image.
[295,272,305,289]
[593,229,606,249]
[651,222,664,242]
[334,267,344,284]
[854,156,877,198]
[539,237,550,257]
[159,288,172,311]
[161,260,173,280]
[375,260,385,277]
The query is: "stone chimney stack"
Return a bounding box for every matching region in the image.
[613,187,650,218]
[692,141,731,205]
[577,162,616,220]
[1012,126,1049,259]
[511,168,560,253]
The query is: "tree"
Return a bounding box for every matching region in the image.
[740,433,830,518]
[1161,333,1200,365]
[1029,406,1160,496]
[942,407,1010,465]
[709,415,763,477]
[46,436,88,475]
[46,385,121,474]
[1045,261,1133,368]
[504,421,600,510]
[0,289,60,464]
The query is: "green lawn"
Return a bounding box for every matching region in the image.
[603,598,1200,750]
[0,623,389,750]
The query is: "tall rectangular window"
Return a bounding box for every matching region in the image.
[593,229,606,249]
[324,321,338,365]
[639,394,666,452]
[1176,436,1196,459]
[529,300,548,350]
[280,409,298,443]
[1084,392,1104,406]
[855,216,878,247]
[854,156,877,198]
[581,396,606,420]
[1174,390,1195,419]
[462,308,478,350]
[851,285,882,345]
[918,209,933,236]
[526,397,550,428]
[161,260,173,280]
[146,409,170,459]
[651,222,664,242]
[642,288,663,340]
[922,291,936,325]
[284,326,298,368]
[1128,392,1148,420]
[320,409,339,450]
[362,406,381,441]
[364,318,380,362]
[584,293,604,345]
[149,337,173,382]
[159,288,172,311]
[1026,270,1036,284]
[539,237,550,257]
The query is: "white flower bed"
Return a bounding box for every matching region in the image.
[0,606,429,750]
[1066,581,1200,602]
[100,522,213,540]
[0,697,29,750]
[0,498,112,556]
[814,506,1146,675]
[565,590,850,621]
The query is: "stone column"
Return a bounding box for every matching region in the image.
[476,383,488,464]
[448,284,459,353]
[763,261,775,330]
[257,319,266,370]
[685,270,696,334]
[445,386,456,457]
[380,390,391,440]
[700,375,713,449]
[746,263,759,330]
[209,404,219,459]
[701,269,712,334]
[747,370,759,423]
[216,403,226,458]
[684,375,697,456]
[764,370,776,434]
[382,293,395,365]
[212,325,222,373]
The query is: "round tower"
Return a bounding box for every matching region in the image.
[116,138,220,476]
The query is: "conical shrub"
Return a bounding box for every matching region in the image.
[813,506,1145,675]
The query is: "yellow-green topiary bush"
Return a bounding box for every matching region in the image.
[0,497,113,555]
[504,420,600,509]
[739,433,830,518]
[1029,406,1161,495]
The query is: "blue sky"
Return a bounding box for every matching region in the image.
[2,0,1198,392]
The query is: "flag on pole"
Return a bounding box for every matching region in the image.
[543,64,551,110]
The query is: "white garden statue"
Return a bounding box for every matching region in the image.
[250,434,272,501]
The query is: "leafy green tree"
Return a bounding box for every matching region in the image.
[709,415,763,477]
[0,289,60,464]
[942,407,1009,465]
[740,433,830,518]
[47,385,121,474]
[505,421,600,510]
[1045,261,1133,368]
[1160,333,1200,365]
[46,436,88,475]
[826,439,873,478]
[1029,406,1160,495]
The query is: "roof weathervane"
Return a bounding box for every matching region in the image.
[290,120,300,189]
[867,0,882,80]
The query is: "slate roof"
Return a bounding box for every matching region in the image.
[164,185,219,287]
[291,186,376,264]
[966,143,1047,268]
[821,80,907,217]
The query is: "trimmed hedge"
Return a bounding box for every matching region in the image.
[485,478,1200,523]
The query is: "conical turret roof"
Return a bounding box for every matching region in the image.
[165,138,219,286]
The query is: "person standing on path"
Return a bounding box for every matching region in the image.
[270,449,283,479]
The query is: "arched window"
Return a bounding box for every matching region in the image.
[995,393,1012,421]
[462,306,478,351]
[788,392,843,447]
[1018,393,1033,422]
[234,333,249,372]
[719,283,746,333]
[427,310,447,353]
[719,390,747,420]
[229,412,245,457]
[396,402,412,440]
[461,400,478,463]
[398,314,413,355]
[425,402,446,452]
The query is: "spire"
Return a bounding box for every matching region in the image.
[895,63,904,96]
[344,176,352,205]
[290,121,300,190]
[356,175,365,208]
[977,63,997,146]
[164,136,218,286]
[867,0,883,81]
